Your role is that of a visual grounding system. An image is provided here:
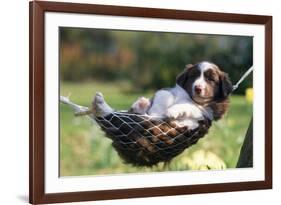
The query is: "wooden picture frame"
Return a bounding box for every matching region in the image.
[29,1,272,204]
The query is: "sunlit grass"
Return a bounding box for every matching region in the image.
[60,81,252,176]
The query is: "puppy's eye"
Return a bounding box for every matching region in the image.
[206,76,215,82]
[204,70,217,82]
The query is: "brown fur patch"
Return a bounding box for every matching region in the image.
[208,98,230,120]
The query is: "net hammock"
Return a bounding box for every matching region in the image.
[60,66,253,167]
[94,111,211,166]
[60,96,211,166]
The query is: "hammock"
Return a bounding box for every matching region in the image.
[60,95,211,166]
[94,111,211,166]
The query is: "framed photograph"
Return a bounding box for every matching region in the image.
[29,1,272,204]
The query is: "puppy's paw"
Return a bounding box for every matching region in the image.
[93,92,104,105]
[166,107,182,119]
[137,97,150,109]
[92,92,113,117]
[130,97,150,114]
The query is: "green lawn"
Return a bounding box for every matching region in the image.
[60,81,252,176]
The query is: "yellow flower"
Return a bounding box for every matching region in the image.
[246,88,253,103]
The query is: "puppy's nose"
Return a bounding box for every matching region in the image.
[194,85,202,94]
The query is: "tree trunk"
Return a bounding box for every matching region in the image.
[236,119,253,168]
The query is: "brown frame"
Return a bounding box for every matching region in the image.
[29,1,272,204]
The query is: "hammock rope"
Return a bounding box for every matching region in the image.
[232,66,253,92]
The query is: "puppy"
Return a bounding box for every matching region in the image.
[130,61,232,129]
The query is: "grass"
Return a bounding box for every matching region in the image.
[60,81,252,176]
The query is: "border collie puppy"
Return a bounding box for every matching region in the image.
[129,61,233,129]
[93,61,232,130]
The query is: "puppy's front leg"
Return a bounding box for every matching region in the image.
[166,104,186,119]
[166,104,203,120]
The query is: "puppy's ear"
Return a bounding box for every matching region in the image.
[176,72,187,88]
[176,67,188,88]
[176,64,194,88]
[185,64,193,70]
[176,64,193,85]
[219,72,233,99]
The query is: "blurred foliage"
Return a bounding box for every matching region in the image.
[59,27,253,176]
[60,28,253,94]
[60,81,252,176]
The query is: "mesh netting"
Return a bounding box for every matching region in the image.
[93,112,211,166]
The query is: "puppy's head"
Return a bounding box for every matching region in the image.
[176,61,233,105]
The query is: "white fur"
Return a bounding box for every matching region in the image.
[146,84,213,129]
[166,103,204,120]
[192,61,214,97]
[147,90,175,116]
[165,103,205,129]
[199,61,214,72]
